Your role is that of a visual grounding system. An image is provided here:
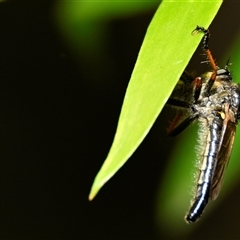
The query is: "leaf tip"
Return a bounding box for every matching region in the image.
[88,179,103,201]
[88,184,99,201]
[88,189,97,201]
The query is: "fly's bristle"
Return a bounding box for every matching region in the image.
[201,60,210,64]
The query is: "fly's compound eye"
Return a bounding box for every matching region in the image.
[217,69,232,80]
[232,88,240,119]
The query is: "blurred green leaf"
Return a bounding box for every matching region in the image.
[54,1,159,58]
[89,0,222,200]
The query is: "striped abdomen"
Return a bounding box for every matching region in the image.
[185,118,222,223]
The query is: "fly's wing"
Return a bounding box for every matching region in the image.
[167,72,195,136]
[169,72,195,104]
[210,121,236,200]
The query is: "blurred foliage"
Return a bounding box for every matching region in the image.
[54,1,159,59]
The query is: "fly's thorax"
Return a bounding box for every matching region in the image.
[193,93,225,121]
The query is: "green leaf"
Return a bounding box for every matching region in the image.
[89,0,222,200]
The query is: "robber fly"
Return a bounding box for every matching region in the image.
[167,26,240,223]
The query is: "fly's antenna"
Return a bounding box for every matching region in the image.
[225,58,232,70]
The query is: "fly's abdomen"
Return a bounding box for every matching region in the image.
[185,119,222,223]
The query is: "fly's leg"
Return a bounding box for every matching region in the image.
[166,98,191,136]
[166,99,190,108]
[192,26,218,97]
[167,114,197,137]
[192,77,202,103]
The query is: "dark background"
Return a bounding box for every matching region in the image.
[1,1,240,240]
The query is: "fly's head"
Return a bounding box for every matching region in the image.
[216,68,232,81]
[215,68,240,123]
